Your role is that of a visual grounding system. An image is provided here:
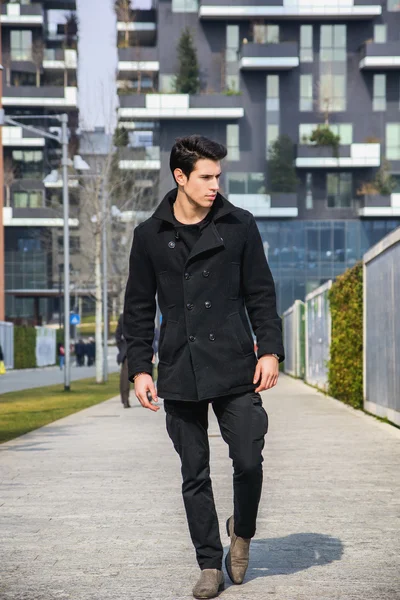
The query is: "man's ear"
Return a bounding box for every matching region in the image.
[174,168,186,186]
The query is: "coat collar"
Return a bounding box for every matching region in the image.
[152,188,239,227]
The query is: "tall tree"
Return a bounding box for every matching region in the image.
[175,27,200,95]
[267,135,298,193]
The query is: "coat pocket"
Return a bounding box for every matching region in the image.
[229,312,255,357]
[229,262,241,300]
[159,320,178,365]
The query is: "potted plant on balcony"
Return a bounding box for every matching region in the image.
[356,159,396,207]
[308,125,341,157]
[174,27,200,95]
[267,135,298,207]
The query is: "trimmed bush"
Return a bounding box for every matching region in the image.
[14,327,36,369]
[328,262,363,409]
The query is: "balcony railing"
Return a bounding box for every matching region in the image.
[2,86,78,108]
[199,0,382,20]
[1,3,44,25]
[359,41,400,70]
[296,143,381,168]
[358,193,400,216]
[228,192,298,217]
[118,47,159,72]
[43,49,77,70]
[118,93,244,120]
[239,41,299,70]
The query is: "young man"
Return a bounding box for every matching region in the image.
[123,135,284,599]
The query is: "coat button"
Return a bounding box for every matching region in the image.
[186,303,194,310]
[189,335,196,342]
[184,272,191,280]
[205,301,212,309]
[168,241,175,249]
[209,333,215,341]
[202,270,210,278]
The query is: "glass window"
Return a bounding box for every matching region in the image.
[266,75,279,110]
[320,25,346,62]
[299,123,317,144]
[305,173,313,209]
[330,124,353,144]
[248,173,266,194]
[374,25,387,44]
[373,74,386,111]
[226,75,239,92]
[14,190,43,208]
[226,173,246,194]
[10,30,32,61]
[387,0,400,11]
[386,124,400,160]
[227,124,240,161]
[319,74,346,112]
[300,74,313,111]
[227,25,239,52]
[159,74,176,93]
[327,173,353,208]
[171,0,198,12]
[253,24,279,44]
[266,124,279,151]
[226,173,265,194]
[12,150,43,179]
[300,25,313,63]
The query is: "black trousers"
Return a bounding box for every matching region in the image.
[164,391,269,570]
[120,358,130,405]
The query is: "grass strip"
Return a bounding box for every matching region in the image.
[0,373,120,444]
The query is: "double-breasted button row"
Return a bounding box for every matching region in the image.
[186,303,194,311]
[205,301,212,309]
[189,334,215,342]
[184,270,210,279]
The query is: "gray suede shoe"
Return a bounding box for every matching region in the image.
[225,516,251,584]
[192,569,224,599]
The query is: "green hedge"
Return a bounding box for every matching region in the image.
[14,327,37,369]
[328,262,363,409]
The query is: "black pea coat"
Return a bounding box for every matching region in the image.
[123,189,284,402]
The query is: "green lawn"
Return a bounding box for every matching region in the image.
[0,373,120,444]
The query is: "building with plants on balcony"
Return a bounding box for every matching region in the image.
[1,0,79,324]
[115,0,400,314]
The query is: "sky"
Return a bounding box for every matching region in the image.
[76,0,119,132]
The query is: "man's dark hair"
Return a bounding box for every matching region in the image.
[170,135,227,183]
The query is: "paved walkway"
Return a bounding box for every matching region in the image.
[0,347,119,394]
[1,374,399,600]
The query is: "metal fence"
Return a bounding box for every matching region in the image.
[0,321,14,370]
[305,280,333,391]
[283,300,306,379]
[363,227,400,426]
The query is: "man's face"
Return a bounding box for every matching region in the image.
[174,159,221,209]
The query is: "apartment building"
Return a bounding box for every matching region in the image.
[116,0,400,314]
[1,0,78,323]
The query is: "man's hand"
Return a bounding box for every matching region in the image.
[134,374,160,412]
[253,355,279,393]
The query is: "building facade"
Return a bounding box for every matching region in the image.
[1,0,78,323]
[116,0,400,314]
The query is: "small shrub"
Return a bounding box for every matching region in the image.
[309,125,341,155]
[14,326,36,369]
[328,262,363,409]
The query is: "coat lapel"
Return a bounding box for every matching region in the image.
[185,221,225,265]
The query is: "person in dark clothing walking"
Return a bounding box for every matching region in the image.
[123,135,284,599]
[116,313,130,408]
[74,339,85,366]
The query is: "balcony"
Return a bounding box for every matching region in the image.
[118,93,244,120]
[228,193,298,217]
[117,9,157,46]
[358,193,400,217]
[118,47,159,74]
[2,86,78,109]
[239,42,299,70]
[199,0,382,20]
[118,146,161,171]
[2,127,45,148]
[3,206,78,228]
[43,49,78,71]
[1,3,43,26]
[359,41,400,70]
[296,143,381,168]
[43,0,76,8]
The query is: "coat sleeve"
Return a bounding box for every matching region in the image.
[115,315,123,349]
[123,225,157,382]
[242,216,285,362]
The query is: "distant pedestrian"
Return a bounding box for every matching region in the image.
[75,339,85,366]
[123,135,284,598]
[116,314,130,408]
[57,342,65,370]
[87,338,95,366]
[0,344,5,375]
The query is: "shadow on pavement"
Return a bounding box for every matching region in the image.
[225,533,343,581]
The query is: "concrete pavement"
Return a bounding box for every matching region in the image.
[0,347,120,394]
[0,374,399,600]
